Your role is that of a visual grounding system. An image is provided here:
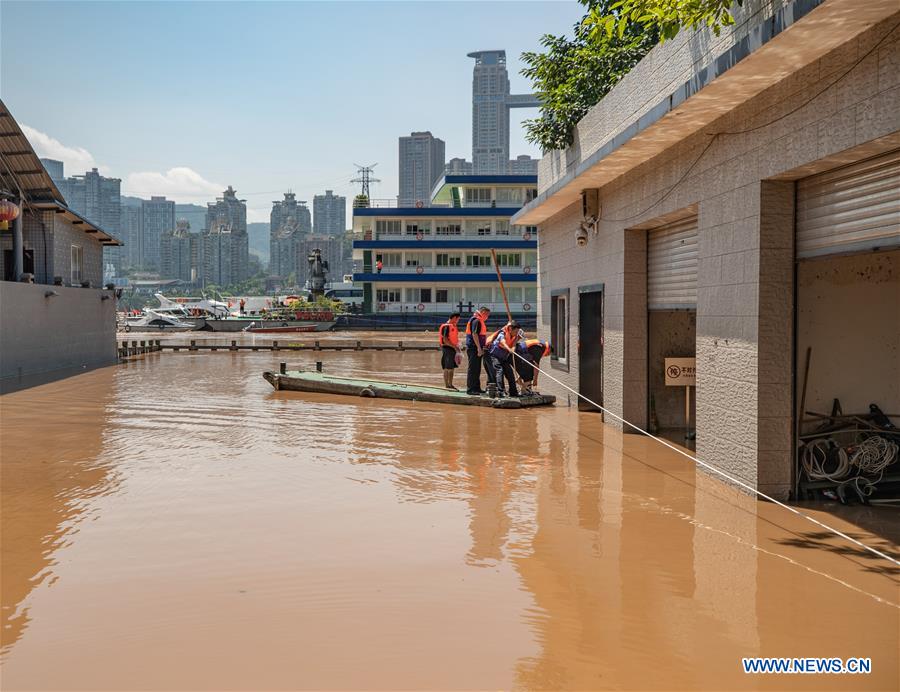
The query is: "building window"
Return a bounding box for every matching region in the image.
[376,220,402,236]
[406,287,432,303]
[435,222,462,236]
[465,220,491,236]
[405,252,431,267]
[71,245,83,283]
[467,287,492,305]
[524,287,537,304]
[495,252,521,267]
[405,222,431,236]
[465,187,492,205]
[436,253,462,267]
[376,252,402,267]
[495,188,522,204]
[494,220,510,236]
[550,291,569,364]
[505,286,522,303]
[435,287,463,304]
[466,253,492,268]
[376,288,402,303]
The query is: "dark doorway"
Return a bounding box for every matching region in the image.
[578,286,603,412]
[3,249,34,281]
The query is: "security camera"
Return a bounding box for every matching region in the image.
[576,225,589,247]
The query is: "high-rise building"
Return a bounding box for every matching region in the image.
[205,185,247,236]
[269,192,311,278]
[203,222,249,287]
[202,186,249,286]
[445,157,474,175]
[40,158,64,182]
[55,167,123,274]
[508,155,538,175]
[467,50,539,174]
[398,132,446,206]
[120,204,143,269]
[313,190,346,236]
[160,219,194,282]
[141,196,176,271]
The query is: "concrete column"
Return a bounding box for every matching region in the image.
[696,181,794,499]
[622,229,648,431]
[12,203,23,280]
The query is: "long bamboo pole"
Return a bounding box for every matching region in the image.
[490,248,512,322]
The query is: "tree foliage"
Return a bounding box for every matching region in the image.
[589,0,742,42]
[521,0,741,152]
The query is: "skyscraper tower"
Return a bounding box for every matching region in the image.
[398,132,445,206]
[467,50,539,174]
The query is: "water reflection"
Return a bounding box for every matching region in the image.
[1,372,119,654]
[0,350,896,690]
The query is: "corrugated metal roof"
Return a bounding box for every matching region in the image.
[0,99,66,204]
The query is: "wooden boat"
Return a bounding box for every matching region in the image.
[263,370,556,409]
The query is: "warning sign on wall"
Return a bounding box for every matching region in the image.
[665,357,696,386]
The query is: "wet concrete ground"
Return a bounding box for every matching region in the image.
[1,342,897,690]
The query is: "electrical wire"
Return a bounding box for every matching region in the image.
[510,348,900,567]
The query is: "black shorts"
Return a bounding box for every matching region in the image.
[441,346,458,369]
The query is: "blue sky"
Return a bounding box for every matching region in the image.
[2,0,584,221]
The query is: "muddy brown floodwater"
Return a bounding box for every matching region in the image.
[1,343,898,691]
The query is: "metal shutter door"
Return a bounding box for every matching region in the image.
[796,149,900,259]
[648,217,698,310]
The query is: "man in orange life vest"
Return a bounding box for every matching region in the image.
[464,306,491,395]
[485,321,523,397]
[438,312,462,390]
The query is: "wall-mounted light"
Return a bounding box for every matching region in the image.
[44,290,59,298]
[101,294,111,301]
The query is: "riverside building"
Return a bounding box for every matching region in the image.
[512,0,900,499]
[352,174,539,324]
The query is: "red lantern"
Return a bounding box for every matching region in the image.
[0,199,20,231]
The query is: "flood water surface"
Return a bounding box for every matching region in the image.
[1,348,898,690]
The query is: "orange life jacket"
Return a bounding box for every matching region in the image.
[464,312,486,336]
[439,321,459,347]
[485,328,502,347]
[502,325,520,349]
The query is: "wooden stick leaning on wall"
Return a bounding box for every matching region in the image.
[490,248,513,322]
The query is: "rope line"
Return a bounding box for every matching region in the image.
[510,349,900,567]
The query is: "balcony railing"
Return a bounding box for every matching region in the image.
[358,199,527,209]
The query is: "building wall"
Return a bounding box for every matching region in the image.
[0,281,117,392]
[313,191,346,235]
[535,14,899,496]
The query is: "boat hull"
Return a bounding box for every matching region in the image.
[201,319,335,332]
[263,370,555,409]
[245,325,318,334]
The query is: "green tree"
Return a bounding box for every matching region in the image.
[521,0,658,151]
[522,0,741,151]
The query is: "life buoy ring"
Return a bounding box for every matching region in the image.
[415,200,424,208]
[415,231,424,241]
[416,265,424,275]
[416,303,425,312]
[523,265,532,274]
[124,325,131,332]
[378,302,386,311]
[523,231,532,241]
[523,303,532,311]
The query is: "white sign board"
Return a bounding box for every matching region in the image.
[665,357,696,386]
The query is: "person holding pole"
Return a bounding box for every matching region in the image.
[464,306,491,395]
[486,321,522,397]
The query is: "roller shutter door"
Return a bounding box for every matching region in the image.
[648,216,698,310]
[796,149,900,259]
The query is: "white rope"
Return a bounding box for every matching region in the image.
[801,439,851,482]
[512,350,900,567]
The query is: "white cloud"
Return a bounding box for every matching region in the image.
[22,124,104,175]
[124,167,224,204]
